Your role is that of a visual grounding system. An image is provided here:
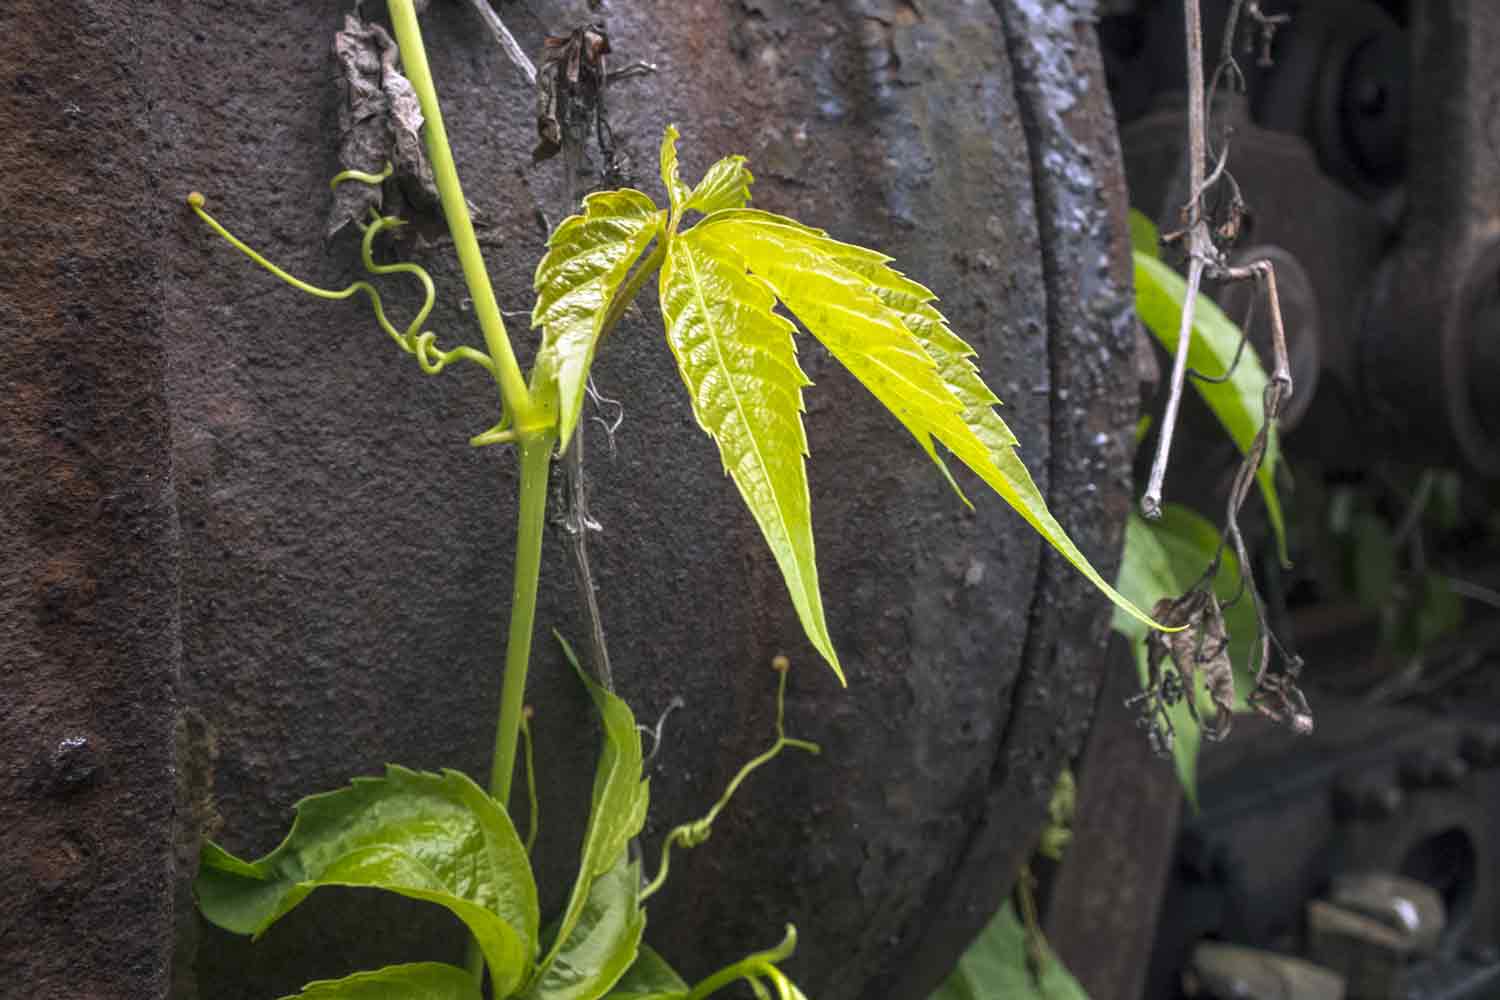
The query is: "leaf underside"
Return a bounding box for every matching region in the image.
[195,766,537,997]
[279,962,482,1000]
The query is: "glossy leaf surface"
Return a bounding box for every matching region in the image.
[1134,251,1286,559]
[525,853,646,1000]
[532,189,663,450]
[930,900,1088,1000]
[657,229,836,678]
[279,963,482,1000]
[1112,504,1256,801]
[693,208,1163,635]
[196,766,536,996]
[530,638,650,992]
[606,945,690,999]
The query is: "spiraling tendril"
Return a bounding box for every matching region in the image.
[187,182,501,410]
[638,657,819,904]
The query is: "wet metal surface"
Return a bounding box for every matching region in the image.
[6,2,1135,997]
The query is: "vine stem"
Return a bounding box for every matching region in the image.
[387,0,538,430]
[491,434,555,805]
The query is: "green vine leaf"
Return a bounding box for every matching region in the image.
[532,189,665,451]
[1133,251,1287,562]
[278,962,482,1000]
[525,853,646,1000]
[688,207,1164,637]
[606,945,690,999]
[195,766,537,997]
[530,637,651,993]
[930,899,1087,1000]
[684,156,753,218]
[657,229,837,679]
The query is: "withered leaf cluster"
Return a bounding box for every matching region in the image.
[329,13,441,240]
[533,24,612,165]
[1146,590,1237,745]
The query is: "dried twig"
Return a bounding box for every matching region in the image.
[463,0,538,87]
[1133,0,1311,744]
[1140,0,1211,520]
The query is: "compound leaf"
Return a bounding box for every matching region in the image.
[656,229,837,679]
[1133,251,1287,562]
[196,766,537,997]
[532,189,664,452]
[692,208,1163,635]
[531,637,650,993]
[279,963,481,1000]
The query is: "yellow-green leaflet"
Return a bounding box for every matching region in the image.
[657,230,837,680]
[532,189,664,452]
[691,208,1164,635]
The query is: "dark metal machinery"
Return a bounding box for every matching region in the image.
[1075,1,1500,997]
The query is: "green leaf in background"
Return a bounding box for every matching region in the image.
[1128,208,1160,259]
[606,945,690,999]
[532,189,664,451]
[1392,573,1464,655]
[656,227,838,680]
[688,206,1165,637]
[530,636,651,993]
[1133,251,1287,563]
[196,766,537,997]
[525,853,646,1000]
[278,963,482,1000]
[1348,511,1398,609]
[1112,505,1257,803]
[930,900,1088,1000]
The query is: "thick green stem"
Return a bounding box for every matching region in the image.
[387,0,539,430]
[490,434,555,804]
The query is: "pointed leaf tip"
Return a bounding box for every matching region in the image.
[656,229,843,682]
[691,209,1172,634]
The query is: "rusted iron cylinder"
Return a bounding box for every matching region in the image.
[4,3,1139,998]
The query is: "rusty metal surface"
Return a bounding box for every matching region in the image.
[0,1,1140,997]
[0,1,180,997]
[1043,637,1184,1000]
[1361,0,1500,476]
[884,0,1140,994]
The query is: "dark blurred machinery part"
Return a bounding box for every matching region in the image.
[1146,701,1500,999]
[1087,3,1500,998]
[1104,0,1500,478]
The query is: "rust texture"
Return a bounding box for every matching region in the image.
[0,0,180,997]
[4,2,1136,997]
[1043,637,1183,1000]
[886,0,1139,993]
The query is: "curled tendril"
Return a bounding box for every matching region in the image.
[638,658,819,904]
[186,188,499,390]
[684,925,807,1000]
[329,162,395,190]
